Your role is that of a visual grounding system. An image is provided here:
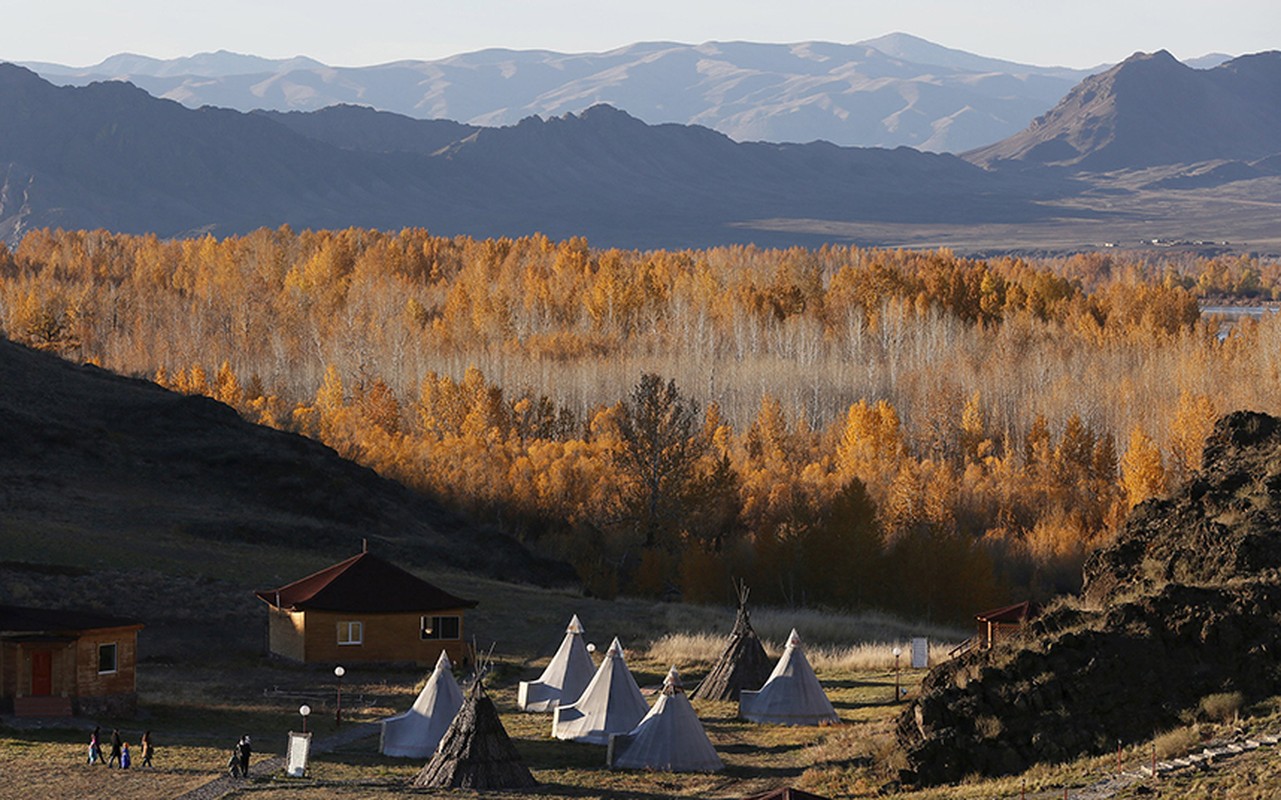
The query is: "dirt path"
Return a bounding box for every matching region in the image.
[174,722,379,800]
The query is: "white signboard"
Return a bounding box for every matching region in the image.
[911,637,929,669]
[286,731,312,778]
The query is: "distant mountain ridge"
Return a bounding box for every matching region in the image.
[18,35,1105,153]
[0,64,1056,249]
[966,50,1281,170]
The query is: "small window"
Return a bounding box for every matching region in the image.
[421,615,461,640]
[337,621,363,646]
[98,643,118,674]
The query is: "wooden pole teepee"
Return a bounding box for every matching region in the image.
[412,663,537,790]
[691,582,772,702]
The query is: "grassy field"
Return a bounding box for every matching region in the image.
[4,538,1277,799]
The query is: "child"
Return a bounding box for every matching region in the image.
[88,727,103,765]
[120,742,131,769]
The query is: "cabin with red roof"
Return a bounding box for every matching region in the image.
[255,550,477,666]
[975,601,1039,649]
[0,605,144,717]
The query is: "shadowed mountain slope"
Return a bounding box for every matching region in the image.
[0,337,572,585]
[966,51,1281,170]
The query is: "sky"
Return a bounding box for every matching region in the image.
[3,0,1278,69]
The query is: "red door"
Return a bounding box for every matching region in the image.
[30,651,52,696]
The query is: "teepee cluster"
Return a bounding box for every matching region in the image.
[382,592,847,787]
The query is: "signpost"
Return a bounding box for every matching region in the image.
[286,730,312,778]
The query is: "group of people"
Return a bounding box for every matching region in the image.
[87,726,254,778]
[87,727,153,768]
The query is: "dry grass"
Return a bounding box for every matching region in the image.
[645,605,963,672]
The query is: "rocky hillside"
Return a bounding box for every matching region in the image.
[897,411,1281,785]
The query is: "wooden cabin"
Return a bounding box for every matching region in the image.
[0,605,144,717]
[256,550,477,666]
[975,601,1039,649]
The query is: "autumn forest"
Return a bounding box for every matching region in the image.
[3,227,1280,621]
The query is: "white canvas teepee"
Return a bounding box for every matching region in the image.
[608,667,723,773]
[552,637,649,744]
[518,614,595,712]
[380,650,464,757]
[738,629,839,726]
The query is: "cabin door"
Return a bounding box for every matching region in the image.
[30,650,53,696]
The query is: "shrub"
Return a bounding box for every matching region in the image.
[1199,691,1244,724]
[1153,726,1199,758]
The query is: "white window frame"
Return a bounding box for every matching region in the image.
[337,620,363,646]
[97,642,118,675]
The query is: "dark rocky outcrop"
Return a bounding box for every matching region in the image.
[898,411,1281,785]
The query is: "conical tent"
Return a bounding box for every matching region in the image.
[552,637,649,744]
[518,614,596,712]
[608,667,723,773]
[381,650,464,758]
[413,676,537,790]
[692,583,772,702]
[738,629,839,726]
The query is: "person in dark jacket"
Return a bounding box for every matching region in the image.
[108,729,123,767]
[238,735,252,777]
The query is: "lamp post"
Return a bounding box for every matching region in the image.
[334,666,346,726]
[892,646,902,704]
[299,704,311,733]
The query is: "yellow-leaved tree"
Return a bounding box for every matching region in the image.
[1120,426,1167,508]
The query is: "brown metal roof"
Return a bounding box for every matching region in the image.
[255,551,477,613]
[975,600,1039,624]
[0,605,143,636]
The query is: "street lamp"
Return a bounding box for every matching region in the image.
[299,704,311,733]
[334,665,346,726]
[892,646,902,704]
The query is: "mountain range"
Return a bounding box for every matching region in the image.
[23,35,1109,153]
[1,45,1279,252]
[0,62,1061,249]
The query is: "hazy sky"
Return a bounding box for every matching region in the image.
[4,0,1277,68]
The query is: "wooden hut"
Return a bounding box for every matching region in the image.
[255,550,476,666]
[975,601,1039,649]
[0,605,143,717]
[413,675,537,790]
[691,583,771,702]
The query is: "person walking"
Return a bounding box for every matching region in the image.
[139,730,154,768]
[88,726,103,765]
[120,742,131,769]
[108,728,123,767]
[238,735,252,778]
